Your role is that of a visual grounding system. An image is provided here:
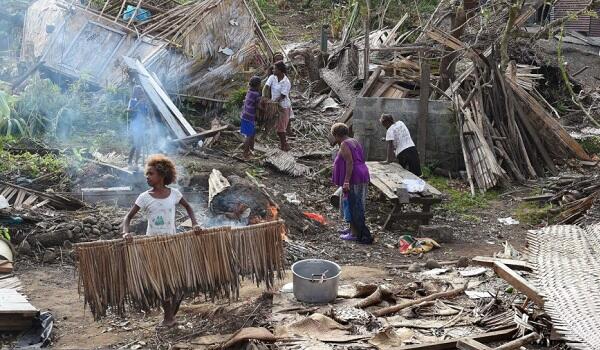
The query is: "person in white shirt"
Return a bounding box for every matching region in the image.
[122,154,202,327]
[380,114,422,176]
[265,61,292,151]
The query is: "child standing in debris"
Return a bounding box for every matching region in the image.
[265,61,292,151]
[127,85,149,168]
[122,154,203,327]
[240,76,263,159]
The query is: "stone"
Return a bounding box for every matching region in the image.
[92,228,101,236]
[456,256,470,268]
[17,240,32,256]
[35,229,73,247]
[418,225,454,243]
[425,259,442,269]
[42,249,58,263]
[83,216,96,225]
[72,226,82,234]
[407,263,422,272]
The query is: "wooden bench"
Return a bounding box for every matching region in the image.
[366,162,442,229]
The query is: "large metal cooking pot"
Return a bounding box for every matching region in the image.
[291,259,341,304]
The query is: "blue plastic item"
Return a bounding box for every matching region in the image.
[123,5,151,22]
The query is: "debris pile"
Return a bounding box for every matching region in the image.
[320,0,596,194]
[520,174,600,224]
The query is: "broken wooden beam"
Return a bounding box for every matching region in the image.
[472,256,533,272]
[493,262,544,306]
[373,283,467,317]
[171,125,229,146]
[398,328,517,350]
[457,338,494,350]
[494,332,539,350]
[417,60,430,164]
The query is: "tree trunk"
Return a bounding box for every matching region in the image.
[438,6,466,92]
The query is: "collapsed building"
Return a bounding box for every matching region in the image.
[20,0,271,98]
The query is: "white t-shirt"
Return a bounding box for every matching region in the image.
[135,188,183,235]
[266,74,291,108]
[385,121,415,156]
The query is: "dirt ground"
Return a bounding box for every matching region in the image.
[16,263,389,349]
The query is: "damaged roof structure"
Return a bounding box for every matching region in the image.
[21,0,272,98]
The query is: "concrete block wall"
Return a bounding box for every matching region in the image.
[353,97,464,171]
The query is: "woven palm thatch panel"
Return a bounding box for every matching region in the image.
[527,224,600,349]
[75,220,285,319]
[264,149,311,177]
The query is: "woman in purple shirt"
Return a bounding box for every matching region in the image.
[331,123,373,244]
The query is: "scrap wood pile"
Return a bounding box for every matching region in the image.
[261,257,548,349]
[321,0,593,193]
[0,180,86,211]
[75,220,285,319]
[521,174,600,224]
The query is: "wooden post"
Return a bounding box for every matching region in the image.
[363,0,371,82]
[320,24,329,53]
[417,59,430,165]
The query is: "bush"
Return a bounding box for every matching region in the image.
[0,91,26,136]
[224,86,247,127]
[579,136,600,155]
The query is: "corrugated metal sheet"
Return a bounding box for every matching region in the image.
[551,0,591,33]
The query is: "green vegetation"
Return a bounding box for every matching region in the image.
[0,91,25,136]
[579,136,600,155]
[514,202,554,225]
[0,137,67,178]
[425,175,499,217]
[224,86,247,127]
[0,77,130,153]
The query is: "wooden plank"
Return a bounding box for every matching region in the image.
[418,61,430,164]
[135,59,196,136]
[366,161,442,196]
[14,190,26,209]
[0,261,13,274]
[372,79,396,98]
[370,177,398,200]
[493,262,544,306]
[506,78,591,161]
[171,125,230,145]
[4,188,17,202]
[122,56,187,139]
[398,328,517,350]
[0,276,21,290]
[472,256,533,271]
[30,199,50,210]
[22,194,39,207]
[457,339,494,350]
[340,67,382,123]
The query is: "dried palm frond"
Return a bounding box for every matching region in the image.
[75,220,285,319]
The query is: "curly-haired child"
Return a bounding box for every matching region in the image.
[122,154,202,327]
